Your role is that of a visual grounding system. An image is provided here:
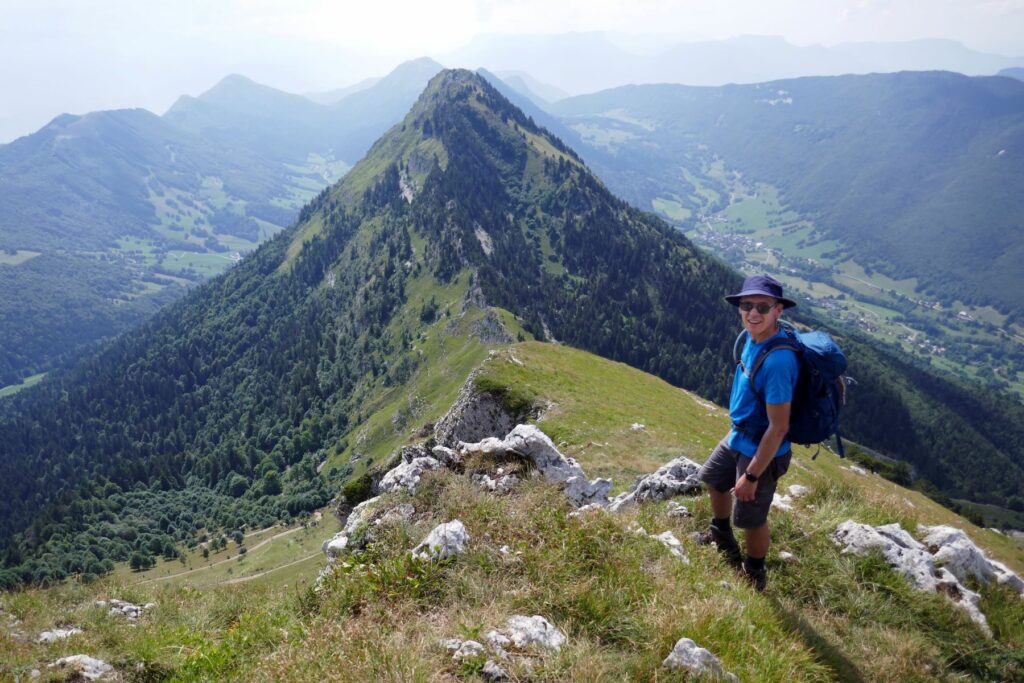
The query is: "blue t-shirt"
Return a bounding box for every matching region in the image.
[727,329,799,457]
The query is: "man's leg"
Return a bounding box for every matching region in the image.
[709,486,733,520]
[744,523,770,559]
[698,441,744,566]
[735,455,791,591]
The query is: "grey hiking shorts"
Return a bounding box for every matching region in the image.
[698,438,791,529]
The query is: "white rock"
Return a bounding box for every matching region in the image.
[49,655,116,681]
[666,501,691,518]
[431,445,458,466]
[38,627,83,643]
[29,669,40,679]
[460,437,507,456]
[662,637,739,681]
[102,599,149,620]
[787,484,810,498]
[779,551,795,562]
[631,423,646,431]
[441,638,464,653]
[472,473,519,494]
[411,520,470,561]
[653,531,690,564]
[845,465,868,475]
[568,503,607,519]
[378,456,441,493]
[374,503,416,526]
[919,524,1024,594]
[834,520,990,635]
[505,615,567,652]
[482,659,509,680]
[453,640,485,659]
[771,494,794,511]
[323,533,349,557]
[501,425,611,506]
[486,630,512,650]
[322,495,382,559]
[608,456,702,512]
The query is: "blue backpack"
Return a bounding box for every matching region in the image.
[733,321,849,457]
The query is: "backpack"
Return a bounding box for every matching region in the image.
[732,321,849,458]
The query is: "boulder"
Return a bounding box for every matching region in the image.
[321,495,381,559]
[378,456,441,494]
[461,437,507,457]
[38,627,83,643]
[771,494,794,511]
[411,520,470,561]
[662,637,739,681]
[485,629,512,657]
[568,503,607,519]
[482,659,509,681]
[501,425,612,506]
[430,445,459,467]
[106,599,147,620]
[653,531,690,564]
[504,615,566,652]
[609,456,703,512]
[665,501,691,518]
[472,473,520,494]
[49,655,116,681]
[919,525,1024,594]
[434,372,518,448]
[834,520,990,634]
[453,640,485,659]
[374,503,416,526]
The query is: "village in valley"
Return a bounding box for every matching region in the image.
[673,168,1024,396]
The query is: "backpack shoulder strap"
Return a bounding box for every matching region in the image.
[744,335,799,383]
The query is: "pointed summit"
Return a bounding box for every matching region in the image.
[295,67,739,389]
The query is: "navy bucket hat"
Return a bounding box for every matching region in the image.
[724,274,797,309]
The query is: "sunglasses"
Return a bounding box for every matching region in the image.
[738,301,778,314]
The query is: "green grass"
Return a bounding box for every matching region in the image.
[161,251,239,278]
[3,343,1022,681]
[0,250,42,266]
[0,373,46,398]
[113,513,340,590]
[651,197,691,222]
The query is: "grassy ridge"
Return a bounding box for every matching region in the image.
[3,342,1022,681]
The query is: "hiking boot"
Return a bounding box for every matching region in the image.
[742,559,767,592]
[694,527,742,567]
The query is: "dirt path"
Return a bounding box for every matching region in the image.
[221,552,322,585]
[135,524,310,585]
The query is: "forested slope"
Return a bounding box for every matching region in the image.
[2,70,1024,589]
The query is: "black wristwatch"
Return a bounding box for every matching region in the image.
[744,470,759,482]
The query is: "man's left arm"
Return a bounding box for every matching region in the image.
[734,401,790,502]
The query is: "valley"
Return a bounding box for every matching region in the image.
[671,161,1024,397]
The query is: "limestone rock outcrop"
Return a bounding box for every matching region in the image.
[608,456,702,512]
[834,521,990,634]
[411,520,470,561]
[663,637,739,681]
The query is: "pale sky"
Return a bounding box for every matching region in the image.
[2,0,1023,143]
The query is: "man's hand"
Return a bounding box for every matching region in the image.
[734,475,757,502]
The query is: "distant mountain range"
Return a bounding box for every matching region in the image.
[165,57,444,164]
[0,59,445,387]
[3,69,1024,589]
[441,33,1024,95]
[550,71,1024,319]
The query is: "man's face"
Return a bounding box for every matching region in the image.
[739,294,781,341]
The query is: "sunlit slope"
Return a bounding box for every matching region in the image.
[4,340,1022,682]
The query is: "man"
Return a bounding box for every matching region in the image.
[697,274,798,591]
